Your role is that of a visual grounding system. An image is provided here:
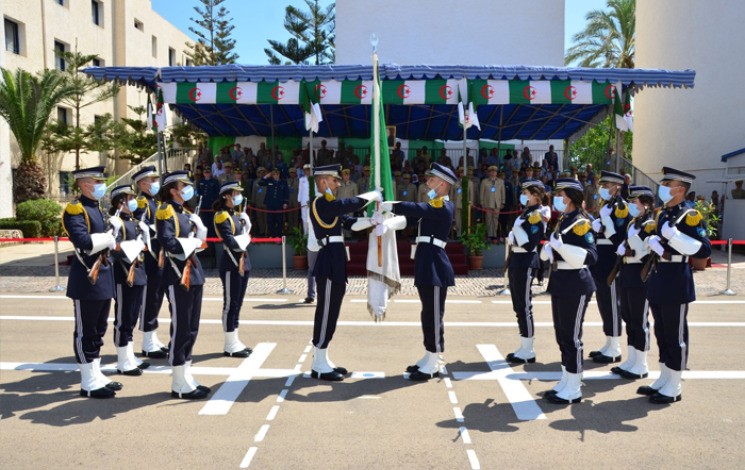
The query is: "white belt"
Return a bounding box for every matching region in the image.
[511,246,535,253]
[318,236,344,247]
[623,258,643,264]
[659,255,688,263]
[556,261,587,270]
[597,239,613,246]
[415,236,447,249]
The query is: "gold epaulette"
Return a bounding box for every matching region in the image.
[64,200,84,216]
[136,195,148,209]
[644,221,657,234]
[428,197,444,208]
[156,203,175,221]
[572,219,591,236]
[527,210,542,224]
[685,210,703,226]
[214,211,229,225]
[614,204,629,219]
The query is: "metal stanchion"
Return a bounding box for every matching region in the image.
[499,241,511,295]
[721,238,735,296]
[49,236,65,292]
[276,236,293,295]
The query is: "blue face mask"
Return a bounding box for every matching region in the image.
[127,199,138,212]
[628,203,641,218]
[181,185,194,201]
[232,194,244,206]
[553,196,567,212]
[150,181,160,195]
[519,194,529,206]
[427,188,438,200]
[92,183,107,200]
[599,187,612,200]
[658,185,673,203]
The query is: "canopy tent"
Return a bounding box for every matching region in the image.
[84,64,694,143]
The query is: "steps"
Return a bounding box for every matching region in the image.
[346,238,469,276]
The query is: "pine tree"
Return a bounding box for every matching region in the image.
[186,0,239,66]
[265,0,335,65]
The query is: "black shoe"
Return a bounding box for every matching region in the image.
[592,353,622,364]
[105,381,123,391]
[197,385,211,393]
[303,297,315,304]
[333,366,349,375]
[636,385,659,396]
[137,361,151,370]
[543,389,559,398]
[80,387,116,398]
[650,392,682,404]
[310,369,344,381]
[618,369,649,380]
[142,349,168,359]
[506,353,536,364]
[408,370,439,381]
[546,393,582,404]
[610,366,627,375]
[588,350,603,358]
[406,364,420,373]
[224,348,253,358]
[117,367,143,376]
[171,388,210,400]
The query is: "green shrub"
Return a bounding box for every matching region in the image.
[0,219,43,238]
[15,198,63,222]
[41,219,63,237]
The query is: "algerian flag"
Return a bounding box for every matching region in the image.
[623,91,634,132]
[159,81,301,104]
[146,93,154,132]
[458,79,481,130]
[300,80,323,133]
[381,79,460,105]
[468,79,614,105]
[154,87,167,131]
[614,86,630,133]
[319,80,374,105]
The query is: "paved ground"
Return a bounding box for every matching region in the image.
[1,241,745,469]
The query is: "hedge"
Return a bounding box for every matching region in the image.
[0,219,43,238]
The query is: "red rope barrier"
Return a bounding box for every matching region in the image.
[200,206,301,214]
[0,237,284,244]
[470,206,523,216]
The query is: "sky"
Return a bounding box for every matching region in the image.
[151,0,607,65]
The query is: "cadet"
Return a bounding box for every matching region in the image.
[309,164,381,381]
[214,181,254,358]
[479,165,506,240]
[381,163,456,381]
[259,168,288,237]
[540,178,598,404]
[108,185,149,376]
[132,165,169,359]
[505,179,546,364]
[588,171,632,363]
[639,167,711,404]
[63,166,120,398]
[157,171,210,399]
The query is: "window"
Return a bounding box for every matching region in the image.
[54,40,67,71]
[4,18,20,54]
[57,107,69,125]
[92,57,101,67]
[56,0,65,6]
[59,171,73,197]
[91,1,101,26]
[168,47,176,66]
[134,19,143,31]
[185,58,193,67]
[151,35,157,58]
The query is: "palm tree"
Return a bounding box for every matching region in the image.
[0,67,73,202]
[565,0,635,68]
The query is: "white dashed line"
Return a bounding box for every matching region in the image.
[466,449,481,470]
[448,391,459,404]
[459,426,472,444]
[239,447,257,468]
[443,377,453,388]
[277,389,288,402]
[266,405,280,421]
[453,407,464,423]
[254,424,270,442]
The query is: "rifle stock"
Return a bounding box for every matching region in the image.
[239,252,246,277]
[640,253,658,282]
[180,256,193,290]
[88,255,103,285]
[158,248,165,269]
[126,260,138,287]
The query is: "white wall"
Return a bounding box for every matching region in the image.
[335,0,564,66]
[0,13,13,217]
[635,0,745,201]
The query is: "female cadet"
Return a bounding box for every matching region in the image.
[505,179,546,364]
[610,185,656,380]
[108,185,150,376]
[213,181,253,358]
[157,171,210,399]
[540,178,597,404]
[380,163,456,381]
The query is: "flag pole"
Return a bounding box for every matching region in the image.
[371,34,382,267]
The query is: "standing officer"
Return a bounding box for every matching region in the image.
[251,167,268,236]
[298,164,312,235]
[309,164,381,381]
[63,166,120,398]
[638,168,710,404]
[540,178,597,404]
[381,163,456,381]
[287,167,300,232]
[132,165,169,359]
[480,165,506,240]
[505,179,545,364]
[450,167,476,237]
[157,171,210,399]
[588,171,631,363]
[337,168,359,238]
[356,165,371,194]
[259,168,289,237]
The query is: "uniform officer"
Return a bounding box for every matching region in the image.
[337,169,359,238]
[505,179,546,364]
[588,171,632,363]
[356,165,371,194]
[540,178,598,404]
[63,166,120,398]
[258,168,288,237]
[132,165,169,359]
[298,164,312,235]
[157,171,210,399]
[479,165,506,240]
[251,167,268,236]
[309,164,381,381]
[397,173,417,202]
[638,168,711,404]
[381,163,456,381]
[287,167,300,231]
[108,185,149,376]
[213,181,253,358]
[449,167,476,237]
[610,185,656,380]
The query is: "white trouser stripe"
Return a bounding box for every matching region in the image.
[222,271,231,331]
[138,284,147,332]
[168,285,177,364]
[115,283,123,346]
[679,303,688,370]
[434,286,442,353]
[574,295,586,371]
[642,299,650,351]
[610,280,619,337]
[524,268,533,338]
[74,300,86,364]
[317,278,332,347]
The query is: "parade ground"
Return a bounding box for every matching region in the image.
[1,242,745,469]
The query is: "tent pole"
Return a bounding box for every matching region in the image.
[496,106,504,164]
[270,105,275,159]
[156,131,164,176]
[308,129,314,168]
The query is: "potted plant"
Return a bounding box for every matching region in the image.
[288,226,308,270]
[690,200,721,270]
[460,223,488,270]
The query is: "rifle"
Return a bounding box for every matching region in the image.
[179,195,203,290]
[607,240,632,286]
[87,208,121,284]
[126,259,139,287]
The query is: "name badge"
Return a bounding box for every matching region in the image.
[491,186,496,193]
[258,188,263,193]
[457,187,462,194]
[403,191,408,196]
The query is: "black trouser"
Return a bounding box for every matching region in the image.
[594,278,622,338]
[620,285,650,352]
[649,302,689,372]
[73,299,111,363]
[165,284,203,367]
[551,294,589,374]
[267,207,283,237]
[140,254,165,333]
[508,266,535,338]
[313,277,346,349]
[417,285,448,353]
[113,283,145,347]
[220,268,250,332]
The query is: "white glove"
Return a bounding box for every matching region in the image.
[542,244,554,263]
[380,201,394,213]
[138,220,149,236]
[358,189,383,203]
[616,244,626,256]
[628,223,640,239]
[508,231,516,245]
[549,233,563,250]
[109,216,123,238]
[374,223,388,236]
[371,210,385,226]
[108,232,117,251]
[646,235,665,257]
[660,221,679,240]
[189,214,207,231]
[195,225,208,242]
[592,218,603,233]
[599,203,613,218]
[512,216,523,228]
[239,212,252,233]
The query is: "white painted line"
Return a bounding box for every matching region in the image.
[466,449,481,470]
[477,344,547,421]
[450,370,745,381]
[350,371,385,379]
[198,343,275,416]
[453,407,464,423]
[459,426,472,444]
[448,391,459,404]
[0,294,289,302]
[239,447,258,469]
[303,344,312,354]
[266,405,280,421]
[277,389,288,402]
[298,354,307,363]
[284,375,296,387]
[254,424,270,442]
[444,377,453,389]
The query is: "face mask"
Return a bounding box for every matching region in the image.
[628,203,641,218]
[92,183,107,200]
[658,185,673,203]
[181,185,194,201]
[519,194,529,206]
[127,199,138,212]
[553,196,567,212]
[427,182,442,200]
[599,187,612,200]
[232,194,244,206]
[324,187,335,201]
[150,181,160,195]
